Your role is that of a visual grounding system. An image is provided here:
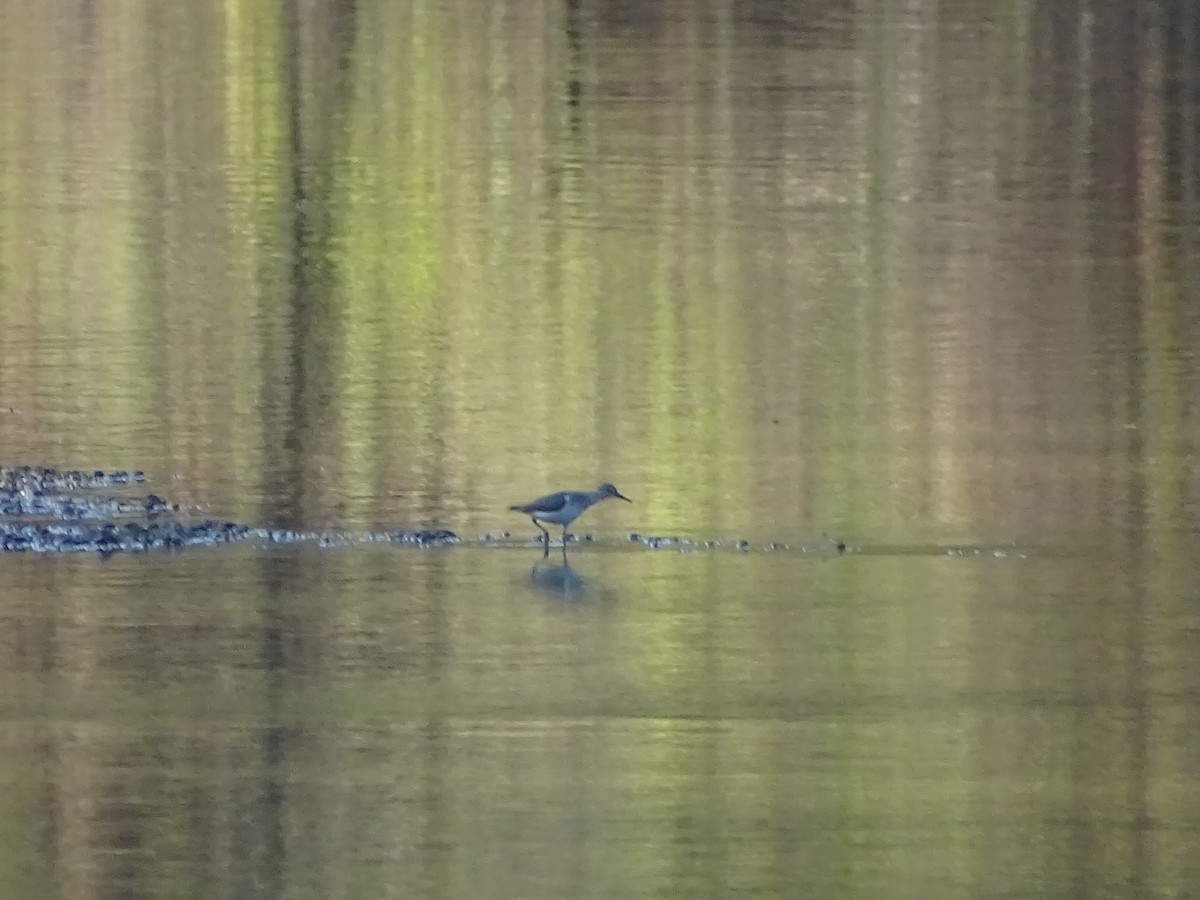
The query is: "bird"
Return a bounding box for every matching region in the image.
[510,482,632,551]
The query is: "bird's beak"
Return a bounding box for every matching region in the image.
[616,491,632,503]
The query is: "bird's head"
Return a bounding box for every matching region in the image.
[597,483,632,503]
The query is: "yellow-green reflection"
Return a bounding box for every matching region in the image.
[1,2,1199,900]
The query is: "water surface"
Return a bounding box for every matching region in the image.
[1,1,1198,898]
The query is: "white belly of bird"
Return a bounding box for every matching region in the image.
[535,498,587,525]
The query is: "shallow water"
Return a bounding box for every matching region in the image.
[2,1,1199,899]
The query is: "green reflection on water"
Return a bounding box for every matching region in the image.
[1,2,1199,897]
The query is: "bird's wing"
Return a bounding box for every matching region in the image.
[511,491,568,514]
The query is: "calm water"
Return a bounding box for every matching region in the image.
[2,1,1199,898]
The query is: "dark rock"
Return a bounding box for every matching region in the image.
[387,529,459,547]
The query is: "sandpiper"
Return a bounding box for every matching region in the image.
[510,482,632,549]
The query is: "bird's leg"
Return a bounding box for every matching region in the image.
[532,518,549,548]
[561,524,569,548]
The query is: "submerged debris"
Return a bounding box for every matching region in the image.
[628,532,687,549]
[1,465,459,556]
[1,520,248,555]
[385,529,459,547]
[1,465,146,492]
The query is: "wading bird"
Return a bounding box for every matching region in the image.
[510,482,632,552]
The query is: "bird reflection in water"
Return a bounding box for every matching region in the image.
[529,551,588,599]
